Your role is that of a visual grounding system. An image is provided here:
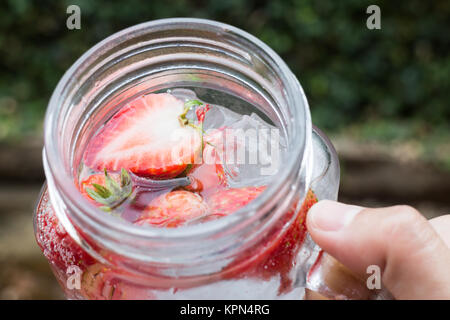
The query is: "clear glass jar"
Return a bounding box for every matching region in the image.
[34,18,349,300]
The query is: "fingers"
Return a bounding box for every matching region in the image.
[307,200,450,299]
[429,214,450,247]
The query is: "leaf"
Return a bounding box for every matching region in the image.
[104,168,120,194]
[86,188,110,205]
[120,168,131,187]
[92,183,111,198]
[84,168,134,213]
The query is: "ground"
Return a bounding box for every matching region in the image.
[0,136,448,299]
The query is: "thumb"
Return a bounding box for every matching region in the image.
[306,200,450,299]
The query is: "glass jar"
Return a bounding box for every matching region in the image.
[34,18,357,300]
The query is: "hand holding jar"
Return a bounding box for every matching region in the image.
[306,201,450,300]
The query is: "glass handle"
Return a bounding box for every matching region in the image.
[305,126,392,300]
[308,125,340,201]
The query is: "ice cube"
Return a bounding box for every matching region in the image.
[217,113,286,188]
[168,88,287,188]
[202,105,242,130]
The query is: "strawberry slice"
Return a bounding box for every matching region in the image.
[135,190,208,228]
[84,93,202,178]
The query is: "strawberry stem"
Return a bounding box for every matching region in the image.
[178,99,211,156]
[129,171,191,190]
[184,99,203,108]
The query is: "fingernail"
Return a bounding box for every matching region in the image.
[308,200,363,232]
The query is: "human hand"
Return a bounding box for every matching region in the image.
[306,200,450,299]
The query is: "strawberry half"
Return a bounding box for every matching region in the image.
[84,93,202,178]
[134,190,208,228]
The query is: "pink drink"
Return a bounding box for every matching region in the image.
[35,19,342,300]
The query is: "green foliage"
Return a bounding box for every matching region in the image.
[0,0,448,141]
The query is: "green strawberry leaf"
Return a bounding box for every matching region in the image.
[120,168,131,187]
[104,168,121,195]
[86,187,110,205]
[87,168,133,212]
[92,183,111,198]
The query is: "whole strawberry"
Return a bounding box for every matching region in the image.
[135,190,208,228]
[206,186,266,216]
[79,168,132,212]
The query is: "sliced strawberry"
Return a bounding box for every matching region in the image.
[35,188,96,271]
[84,93,202,178]
[135,190,208,228]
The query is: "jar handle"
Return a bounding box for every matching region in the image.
[305,126,392,300]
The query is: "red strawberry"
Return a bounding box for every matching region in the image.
[206,186,266,216]
[84,93,202,178]
[135,190,208,228]
[79,172,119,202]
[195,103,210,123]
[214,188,318,294]
[78,169,133,211]
[256,189,318,292]
[35,188,95,271]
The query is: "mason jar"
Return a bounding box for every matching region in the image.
[34,18,371,300]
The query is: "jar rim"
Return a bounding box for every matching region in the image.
[43,18,312,262]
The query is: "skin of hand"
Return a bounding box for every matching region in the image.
[306,200,450,300]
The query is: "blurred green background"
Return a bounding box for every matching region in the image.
[0,0,449,299]
[1,0,449,164]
